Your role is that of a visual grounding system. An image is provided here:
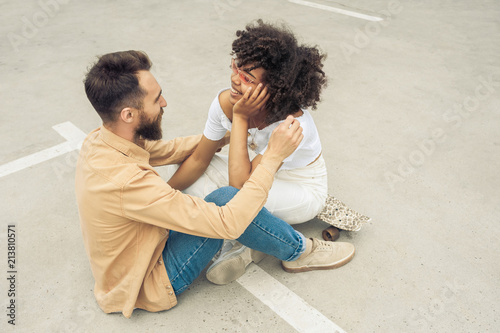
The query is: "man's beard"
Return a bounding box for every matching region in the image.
[136,109,163,141]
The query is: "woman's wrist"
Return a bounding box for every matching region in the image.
[232,112,250,123]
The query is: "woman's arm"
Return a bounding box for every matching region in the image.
[228,115,252,188]
[167,133,229,191]
[228,84,269,189]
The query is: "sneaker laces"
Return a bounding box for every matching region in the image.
[312,239,335,251]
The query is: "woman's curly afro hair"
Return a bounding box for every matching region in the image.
[232,19,327,124]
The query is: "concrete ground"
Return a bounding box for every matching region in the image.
[1,0,498,332]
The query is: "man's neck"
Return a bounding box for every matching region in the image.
[103,123,138,144]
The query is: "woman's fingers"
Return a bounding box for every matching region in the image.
[249,83,263,100]
[249,84,268,105]
[242,86,253,101]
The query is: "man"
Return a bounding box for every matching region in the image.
[76,50,355,318]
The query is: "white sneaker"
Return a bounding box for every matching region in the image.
[206,242,265,285]
[212,240,236,261]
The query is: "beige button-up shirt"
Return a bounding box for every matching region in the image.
[75,126,275,318]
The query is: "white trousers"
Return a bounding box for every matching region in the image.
[158,154,328,225]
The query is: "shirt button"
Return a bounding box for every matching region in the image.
[169,291,173,296]
[167,285,171,289]
[158,259,163,265]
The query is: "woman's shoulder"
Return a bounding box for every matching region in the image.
[205,88,233,131]
[297,109,319,129]
[219,90,233,119]
[298,109,314,120]
[204,89,233,136]
[273,109,317,129]
[209,88,229,111]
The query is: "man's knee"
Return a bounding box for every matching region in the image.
[204,186,239,206]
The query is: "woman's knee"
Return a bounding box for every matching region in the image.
[204,186,239,206]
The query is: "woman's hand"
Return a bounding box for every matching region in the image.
[233,83,269,120]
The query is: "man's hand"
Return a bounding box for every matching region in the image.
[233,83,269,120]
[260,116,303,172]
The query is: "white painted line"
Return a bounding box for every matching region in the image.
[53,121,87,145]
[0,122,87,178]
[237,265,346,333]
[288,0,383,22]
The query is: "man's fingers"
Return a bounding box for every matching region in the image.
[287,119,303,149]
[267,115,304,161]
[288,118,302,136]
[276,116,302,144]
[292,127,304,145]
[297,133,304,146]
[290,118,301,131]
[281,115,295,129]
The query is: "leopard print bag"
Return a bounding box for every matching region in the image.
[316,195,371,231]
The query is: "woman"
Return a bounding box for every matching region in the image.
[202,19,329,224]
[165,20,368,284]
[167,20,369,229]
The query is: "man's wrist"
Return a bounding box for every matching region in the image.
[259,152,282,175]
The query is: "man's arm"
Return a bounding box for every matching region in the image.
[122,116,302,240]
[145,134,203,166]
[167,133,229,191]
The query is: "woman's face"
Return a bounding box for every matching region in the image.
[228,58,266,106]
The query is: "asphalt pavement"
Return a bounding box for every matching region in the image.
[0,0,498,332]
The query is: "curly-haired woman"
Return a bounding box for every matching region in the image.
[167,20,328,224]
[164,20,347,284]
[202,19,328,224]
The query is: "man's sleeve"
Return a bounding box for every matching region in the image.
[145,134,203,167]
[121,164,275,239]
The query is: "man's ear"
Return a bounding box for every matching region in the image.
[120,107,135,124]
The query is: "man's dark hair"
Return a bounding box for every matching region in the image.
[84,50,152,123]
[232,20,327,124]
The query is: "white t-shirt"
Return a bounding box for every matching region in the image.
[203,88,322,170]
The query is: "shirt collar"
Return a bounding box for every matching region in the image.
[99,126,150,163]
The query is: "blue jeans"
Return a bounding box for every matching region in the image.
[163,186,306,295]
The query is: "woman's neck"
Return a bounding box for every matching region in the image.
[249,112,268,130]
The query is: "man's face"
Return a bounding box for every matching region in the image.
[136,108,163,141]
[135,70,167,140]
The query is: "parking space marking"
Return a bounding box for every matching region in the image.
[237,265,346,333]
[0,122,86,178]
[288,0,382,21]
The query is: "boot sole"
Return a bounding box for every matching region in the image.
[281,248,355,273]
